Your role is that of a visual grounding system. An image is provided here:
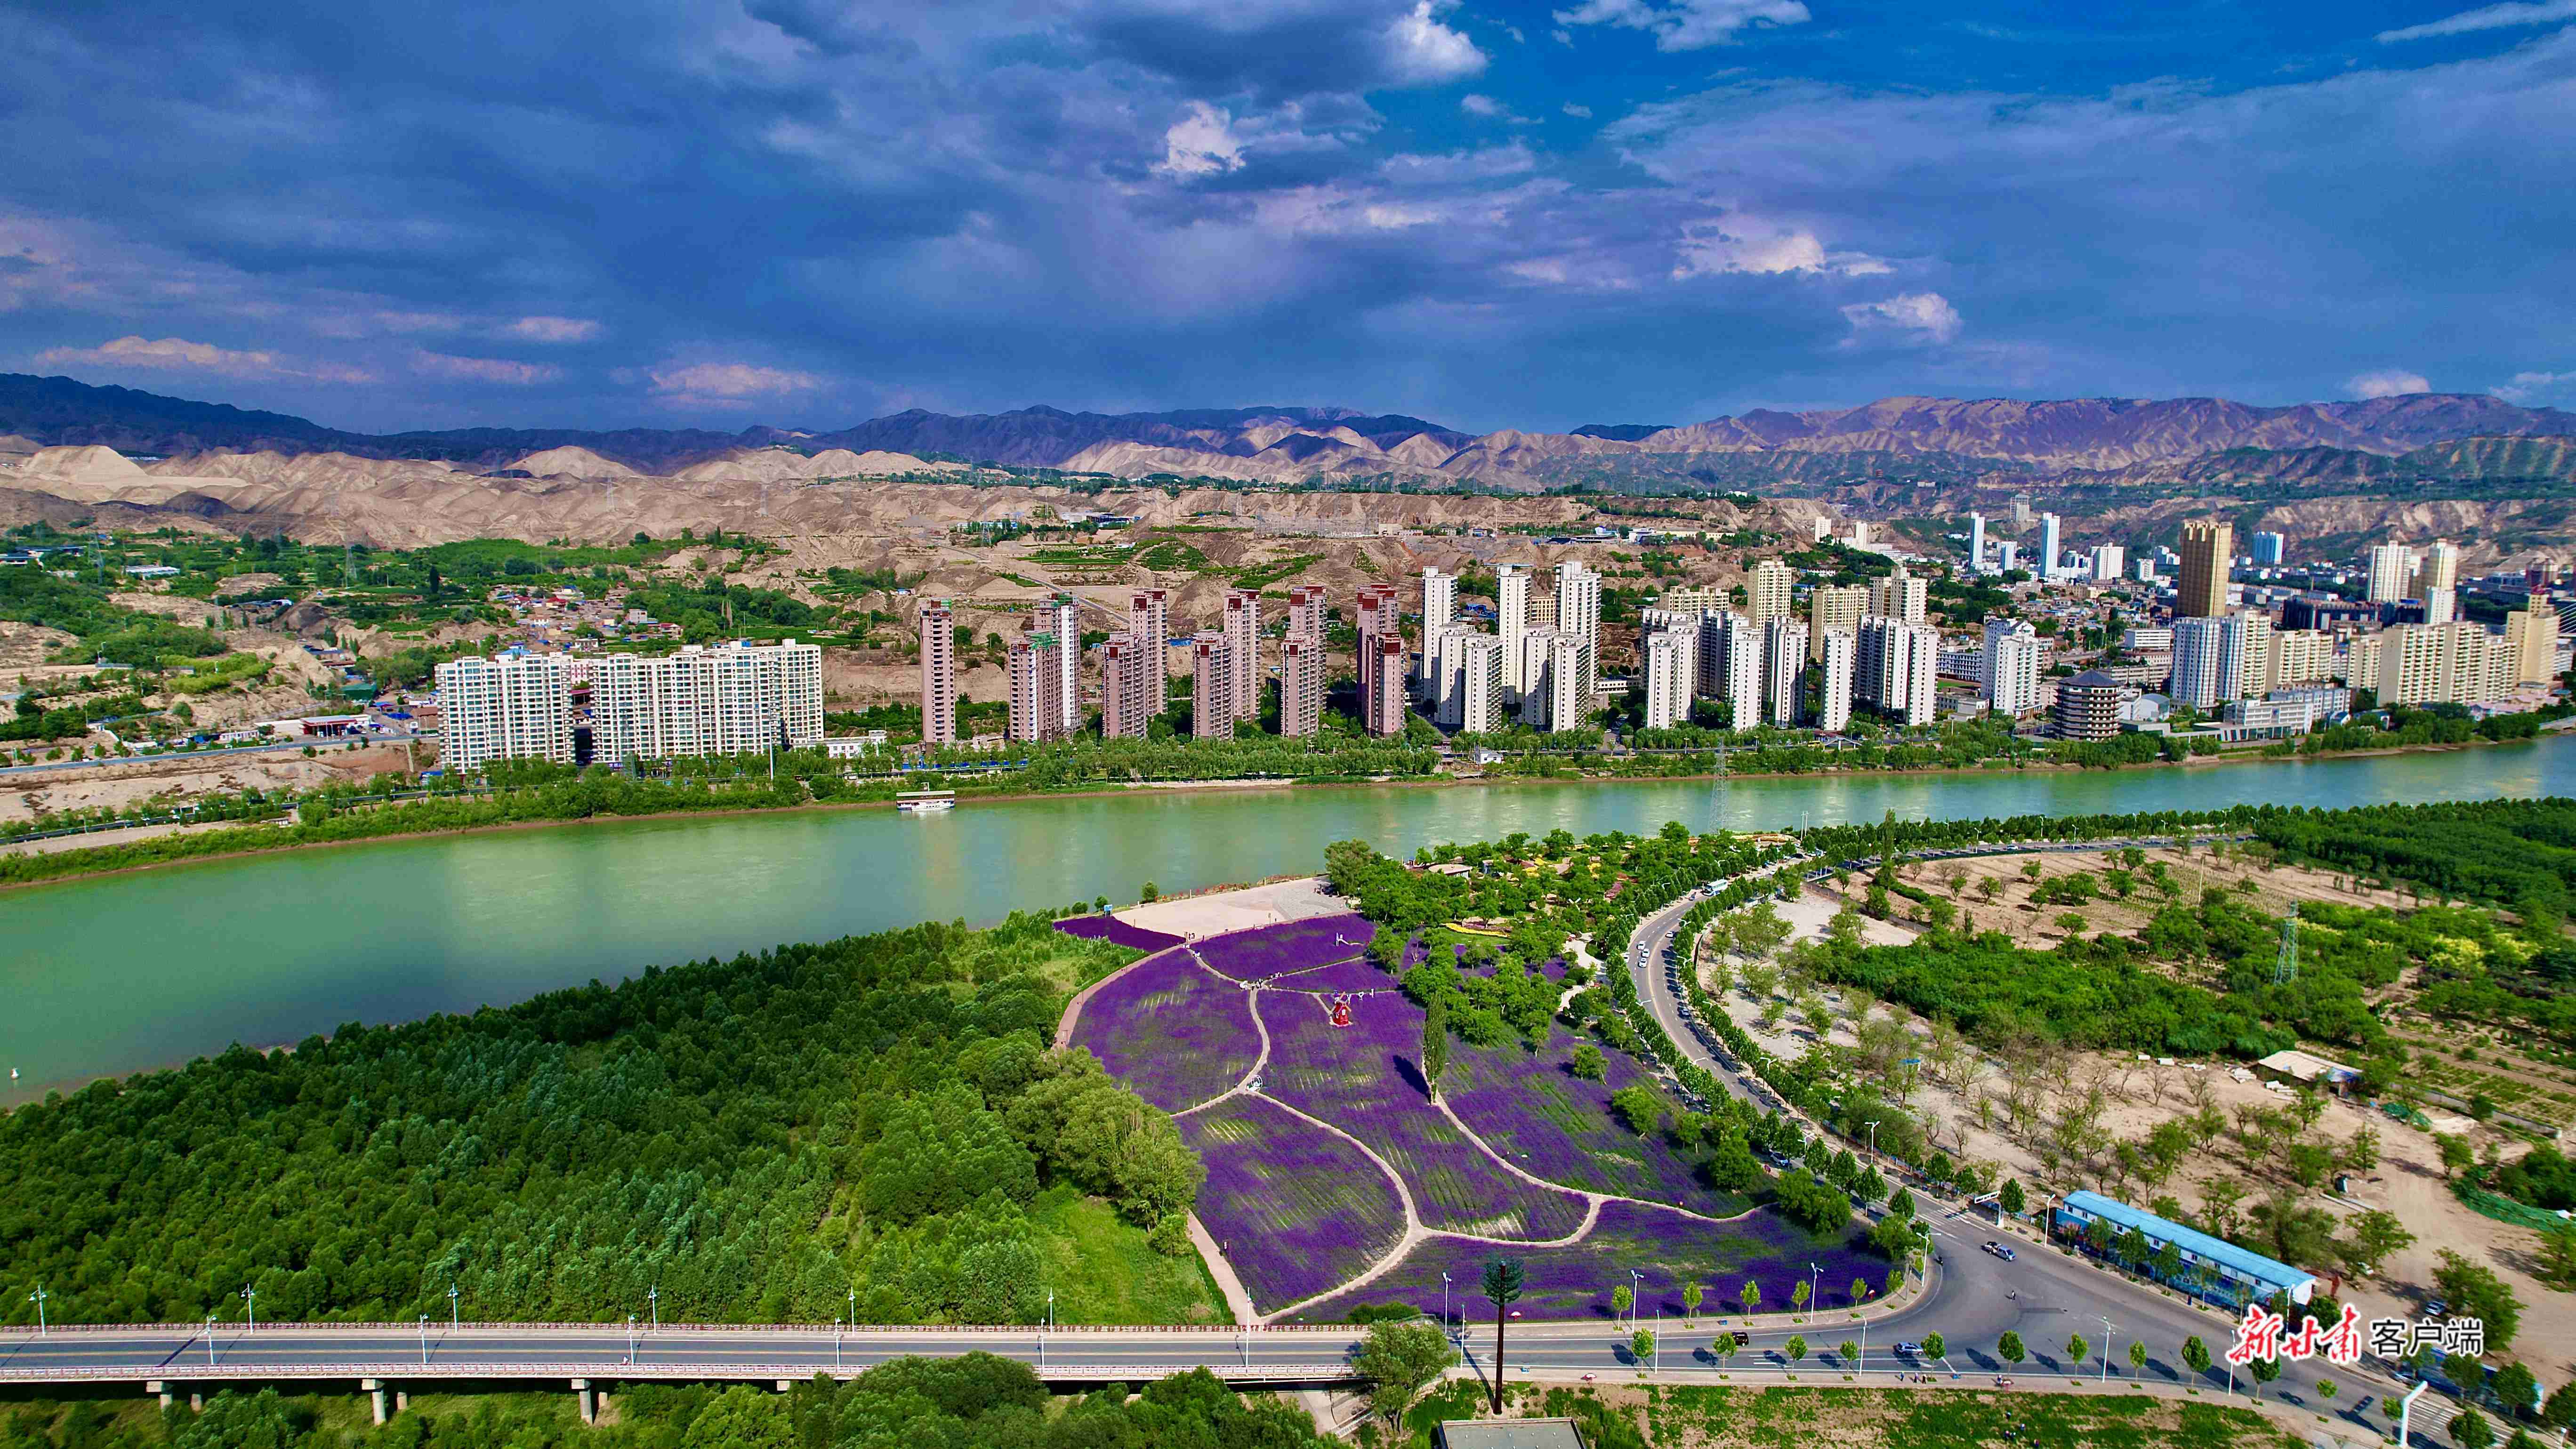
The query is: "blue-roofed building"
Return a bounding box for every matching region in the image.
[2055,1191,2317,1310]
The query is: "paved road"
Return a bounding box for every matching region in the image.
[1620,842,2438,1442]
[0,732,430,780]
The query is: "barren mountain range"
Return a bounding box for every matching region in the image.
[6,373,2573,492]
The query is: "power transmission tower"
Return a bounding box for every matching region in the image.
[2274,904,2298,985]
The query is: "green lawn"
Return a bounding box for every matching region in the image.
[1032,1190,1230,1324]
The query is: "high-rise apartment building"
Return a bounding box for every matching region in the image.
[1856,616,1936,726]
[1101,632,1154,738]
[1642,628,1692,729]
[2177,519,2232,618]
[1868,565,1927,625]
[2510,602,2561,684]
[1719,613,1764,727]
[436,652,573,772]
[1007,630,1066,743]
[2252,531,2286,566]
[1191,631,1235,740]
[2168,616,2239,708]
[2365,543,2413,604]
[1980,619,2043,716]
[2090,544,2125,583]
[1224,589,1262,722]
[591,639,825,765]
[1418,568,1456,687]
[1457,634,1506,734]
[1968,514,1987,574]
[919,599,958,745]
[2421,539,2460,625]
[1555,562,1602,703]
[2377,620,2504,707]
[1763,617,1807,726]
[1429,623,1478,728]
[1519,630,1586,732]
[1816,628,1855,733]
[1278,635,1324,737]
[1127,588,1171,715]
[1810,584,1867,661]
[1364,635,1408,737]
[1497,564,1531,697]
[1040,592,1081,732]
[2265,628,2333,692]
[1641,606,1702,700]
[2039,514,2062,578]
[2229,611,2274,699]
[1748,560,1793,622]
[1998,541,2019,576]
[1286,585,1326,643]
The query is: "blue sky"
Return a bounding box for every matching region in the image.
[1,0,2571,434]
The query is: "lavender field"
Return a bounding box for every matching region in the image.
[1262,991,1587,1241]
[1267,957,1406,995]
[1066,950,1260,1114]
[1447,1030,1752,1218]
[1196,915,1375,981]
[1288,1199,1880,1325]
[1180,1094,1408,1313]
[1052,914,1186,952]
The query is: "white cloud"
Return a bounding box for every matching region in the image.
[411,350,562,385]
[1839,292,1963,345]
[34,334,376,383]
[1562,102,1594,118]
[1383,1,1487,83]
[2496,369,2576,402]
[1551,0,1811,51]
[2378,0,2576,42]
[2349,368,2431,398]
[506,315,603,343]
[1461,94,1505,117]
[1672,221,1894,278]
[1155,101,1246,179]
[647,361,823,407]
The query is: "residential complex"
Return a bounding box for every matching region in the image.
[1008,630,1068,743]
[2176,518,2230,618]
[435,652,573,772]
[590,639,824,764]
[919,600,958,745]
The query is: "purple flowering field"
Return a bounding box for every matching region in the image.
[1262,993,1587,1241]
[1287,1199,1880,1325]
[1180,1094,1408,1314]
[1195,915,1377,981]
[1446,1031,1749,1219]
[1066,950,1259,1114]
[1053,914,1186,953]
[1268,957,1407,994]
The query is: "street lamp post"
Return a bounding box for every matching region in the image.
[1442,1272,1452,1342]
[626,1314,637,1366]
[205,1315,216,1368]
[448,1283,458,1332]
[833,1317,842,1373]
[2100,1317,2116,1384]
[1864,1121,1879,1162]
[241,1287,256,1335]
[1808,1262,1820,1317]
[647,1285,659,1333]
[419,1315,429,1367]
[1628,1271,1643,1333]
[26,1285,44,1336]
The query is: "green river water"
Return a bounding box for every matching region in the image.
[6,742,2572,1103]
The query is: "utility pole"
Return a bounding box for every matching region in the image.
[1442,1272,1452,1341]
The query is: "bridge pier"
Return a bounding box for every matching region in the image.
[147,1381,169,1411]
[363,1379,386,1426]
[572,1378,593,1425]
[189,1393,203,1413]
[396,1391,410,1415]
[776,1380,793,1394]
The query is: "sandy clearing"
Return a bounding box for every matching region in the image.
[1114,876,1349,938]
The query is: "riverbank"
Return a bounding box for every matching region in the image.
[5,732,2552,893]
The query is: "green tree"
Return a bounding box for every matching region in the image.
[1999,1179,2027,1216]
[1354,1320,1457,1424]
[1570,1043,1607,1080]
[173,1391,314,1449]
[2437,1248,2525,1350]
[2128,1340,2146,1375]
[1839,1338,1860,1369]
[1420,995,1449,1101]
[1481,1259,1523,1415]
[1783,1334,1807,1368]
[2543,1380,2576,1430]
[2347,1210,2416,1279]
[2493,1362,2540,1421]
[2538,1224,2576,1289]
[1921,1331,1946,1364]
[2066,1333,2089,1368]
[2453,1406,2495,1449]
[1612,1282,1634,1320]
[1631,1328,1657,1367]
[1997,1331,2025,1367]
[2247,1353,2280,1400]
[1681,1282,1704,1323]
[1739,1279,1761,1316]
[2181,1335,2210,1378]
[1791,1279,1811,1313]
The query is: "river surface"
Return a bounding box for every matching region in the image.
[7,743,2572,1103]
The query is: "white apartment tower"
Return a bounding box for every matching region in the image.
[2089,545,2125,583]
[1857,616,1937,726]
[1555,561,1602,702]
[1810,584,1867,661]
[1279,635,1324,737]
[1816,628,1856,733]
[1868,566,1928,626]
[1748,560,1793,622]
[1457,634,1506,734]
[1980,619,2043,717]
[1642,628,1692,730]
[1497,564,1531,697]
[2167,616,2238,709]
[436,653,572,773]
[919,599,958,745]
[1968,514,1988,574]
[1520,630,1586,732]
[1364,634,1408,737]
[2366,543,2413,604]
[1720,613,1765,728]
[1429,623,1479,728]
[1191,631,1235,740]
[1286,585,1327,643]
[1418,568,1457,687]
[2039,513,2062,579]
[1224,589,1262,723]
[1040,592,1081,733]
[1101,632,1153,738]
[2422,539,2461,625]
[591,639,825,765]
[1763,617,1807,726]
